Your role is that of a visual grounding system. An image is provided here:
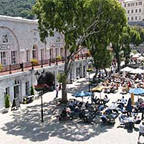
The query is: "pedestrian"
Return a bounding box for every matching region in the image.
[59,83,61,90]
[138,121,144,142]
[55,85,59,98]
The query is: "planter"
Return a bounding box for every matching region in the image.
[35,88,44,91]
[2,108,10,114]
[34,84,50,92]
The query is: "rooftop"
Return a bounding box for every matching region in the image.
[0,15,38,24]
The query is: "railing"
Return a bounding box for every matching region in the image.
[0,54,90,75]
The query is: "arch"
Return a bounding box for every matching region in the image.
[0,26,20,63]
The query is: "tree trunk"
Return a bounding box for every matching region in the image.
[60,45,68,104]
[61,82,68,103]
[104,68,107,77]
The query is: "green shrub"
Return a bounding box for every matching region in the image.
[56,55,62,61]
[57,73,67,83]
[30,59,38,66]
[30,86,34,95]
[0,63,2,70]
[5,94,10,108]
[85,52,91,57]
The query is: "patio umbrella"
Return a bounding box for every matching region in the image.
[73,91,92,98]
[90,85,106,92]
[130,68,144,74]
[129,88,144,95]
[120,66,134,72]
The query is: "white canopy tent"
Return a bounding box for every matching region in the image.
[137,56,144,61]
[130,68,144,74]
[132,53,141,58]
[120,66,134,72]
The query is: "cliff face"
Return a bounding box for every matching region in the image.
[0,0,36,19]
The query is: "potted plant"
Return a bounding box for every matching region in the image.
[30,86,35,95]
[30,59,38,66]
[56,55,62,61]
[3,94,10,113]
[0,63,2,71]
[85,51,91,57]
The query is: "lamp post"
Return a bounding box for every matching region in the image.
[89,71,90,92]
[87,61,93,92]
[35,71,44,123]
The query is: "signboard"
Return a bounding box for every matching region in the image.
[0,44,10,50]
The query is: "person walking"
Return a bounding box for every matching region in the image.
[55,84,59,98]
[138,121,144,142]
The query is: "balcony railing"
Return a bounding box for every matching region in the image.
[0,53,90,76]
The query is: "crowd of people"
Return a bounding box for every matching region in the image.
[56,69,144,142]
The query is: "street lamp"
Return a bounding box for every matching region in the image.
[35,70,44,123]
[87,61,93,92]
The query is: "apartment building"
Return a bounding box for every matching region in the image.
[122,0,144,23]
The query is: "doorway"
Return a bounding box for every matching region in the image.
[14,85,19,98]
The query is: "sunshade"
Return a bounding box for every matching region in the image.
[73,91,92,98]
[120,66,134,72]
[90,86,105,92]
[129,88,144,95]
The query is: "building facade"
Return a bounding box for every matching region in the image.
[122,0,144,24]
[0,15,89,109]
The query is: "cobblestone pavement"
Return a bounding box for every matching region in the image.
[0,76,143,144]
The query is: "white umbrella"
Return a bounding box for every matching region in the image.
[132,53,141,58]
[130,68,144,74]
[120,66,134,72]
[137,56,144,61]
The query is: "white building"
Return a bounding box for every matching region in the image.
[0,15,89,109]
[122,0,144,23]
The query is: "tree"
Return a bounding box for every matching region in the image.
[38,71,55,87]
[33,0,127,103]
[112,26,141,71]
[90,44,112,78]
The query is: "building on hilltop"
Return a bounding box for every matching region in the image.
[122,0,144,26]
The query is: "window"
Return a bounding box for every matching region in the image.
[32,45,37,59]
[135,16,137,20]
[128,17,129,21]
[5,87,10,95]
[139,16,141,20]
[41,49,44,60]
[11,51,16,64]
[128,3,130,7]
[128,10,129,13]
[124,4,126,7]
[131,10,133,13]
[139,9,141,12]
[136,2,137,6]
[135,9,137,13]
[131,17,133,20]
[26,50,30,62]
[25,82,29,95]
[1,52,7,65]
[131,3,134,6]
[139,2,142,5]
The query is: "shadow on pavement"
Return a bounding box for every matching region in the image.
[2,100,114,142]
[67,78,93,94]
